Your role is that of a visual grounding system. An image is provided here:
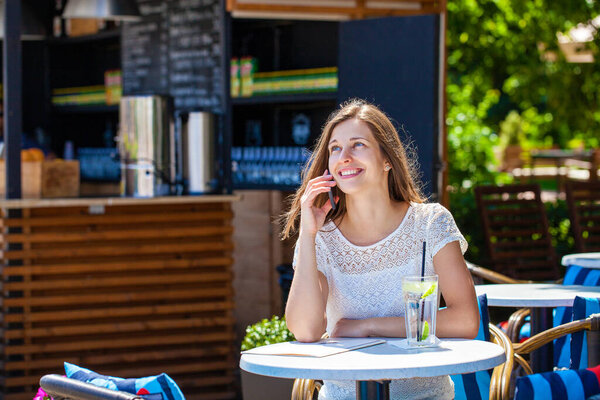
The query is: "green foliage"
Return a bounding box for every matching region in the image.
[447,0,600,149]
[446,0,598,263]
[241,315,295,351]
[545,199,575,259]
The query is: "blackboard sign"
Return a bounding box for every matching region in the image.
[122,0,224,113]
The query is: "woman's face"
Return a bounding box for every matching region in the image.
[327,118,388,195]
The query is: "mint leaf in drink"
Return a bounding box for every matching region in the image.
[420,283,437,299]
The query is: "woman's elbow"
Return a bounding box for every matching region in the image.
[293,331,323,343]
[286,319,324,343]
[464,311,480,339]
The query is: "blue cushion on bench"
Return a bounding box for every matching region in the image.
[514,365,600,400]
[64,362,185,400]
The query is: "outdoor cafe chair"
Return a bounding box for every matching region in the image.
[474,184,560,281]
[502,306,600,400]
[565,180,600,253]
[291,295,515,400]
[39,375,143,400]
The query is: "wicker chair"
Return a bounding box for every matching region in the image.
[499,312,600,400]
[565,180,600,252]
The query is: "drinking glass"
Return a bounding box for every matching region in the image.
[402,275,439,347]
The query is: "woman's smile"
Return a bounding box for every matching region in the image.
[338,167,363,178]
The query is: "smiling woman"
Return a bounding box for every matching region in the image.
[281,99,480,400]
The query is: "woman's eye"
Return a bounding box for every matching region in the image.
[330,145,341,152]
[354,142,365,148]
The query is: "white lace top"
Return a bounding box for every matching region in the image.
[294,202,468,400]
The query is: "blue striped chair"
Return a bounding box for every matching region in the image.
[554,267,600,368]
[451,294,514,400]
[510,307,600,400]
[570,296,600,370]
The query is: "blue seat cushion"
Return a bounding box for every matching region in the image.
[554,266,600,368]
[451,294,491,400]
[514,365,600,400]
[571,296,600,370]
[64,362,185,400]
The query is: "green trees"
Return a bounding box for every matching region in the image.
[446,0,600,261]
[447,0,600,190]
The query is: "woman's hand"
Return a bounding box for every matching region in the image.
[331,318,371,338]
[299,170,337,237]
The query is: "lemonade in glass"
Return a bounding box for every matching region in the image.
[402,275,439,347]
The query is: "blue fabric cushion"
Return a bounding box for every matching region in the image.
[554,266,600,368]
[514,365,600,400]
[451,294,491,400]
[64,362,185,400]
[570,296,600,370]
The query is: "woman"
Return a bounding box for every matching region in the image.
[282,99,479,399]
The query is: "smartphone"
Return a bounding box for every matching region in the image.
[328,186,337,211]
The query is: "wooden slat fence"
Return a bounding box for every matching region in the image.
[0,201,236,400]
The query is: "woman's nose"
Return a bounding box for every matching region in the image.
[339,147,352,162]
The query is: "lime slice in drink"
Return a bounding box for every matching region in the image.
[420,283,437,299]
[421,321,429,341]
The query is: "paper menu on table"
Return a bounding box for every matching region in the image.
[241,338,386,357]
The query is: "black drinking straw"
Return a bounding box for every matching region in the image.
[421,241,427,277]
[417,242,427,342]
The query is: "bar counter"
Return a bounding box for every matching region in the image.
[0,195,239,400]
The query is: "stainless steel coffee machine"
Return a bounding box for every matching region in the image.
[118,95,175,197]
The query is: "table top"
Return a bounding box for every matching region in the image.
[562,253,600,269]
[475,284,600,307]
[240,338,505,381]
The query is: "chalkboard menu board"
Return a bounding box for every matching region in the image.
[122,0,224,113]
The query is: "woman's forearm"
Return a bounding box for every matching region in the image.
[334,305,479,339]
[285,233,328,342]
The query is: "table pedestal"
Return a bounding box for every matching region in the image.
[357,381,390,400]
[531,308,554,372]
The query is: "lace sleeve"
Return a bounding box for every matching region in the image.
[427,204,468,257]
[291,235,330,280]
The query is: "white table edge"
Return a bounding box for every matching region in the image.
[475,284,600,308]
[561,253,600,268]
[239,340,506,381]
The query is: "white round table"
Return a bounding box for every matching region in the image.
[561,252,600,269]
[475,283,600,373]
[475,283,600,308]
[240,338,505,400]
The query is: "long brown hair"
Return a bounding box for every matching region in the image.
[281,99,425,239]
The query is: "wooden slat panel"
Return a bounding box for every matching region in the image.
[4,271,232,291]
[2,257,233,277]
[4,301,234,323]
[4,287,232,307]
[1,210,233,227]
[4,331,234,355]
[1,240,233,260]
[5,316,233,339]
[3,226,234,243]
[4,346,233,370]
[0,201,236,400]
